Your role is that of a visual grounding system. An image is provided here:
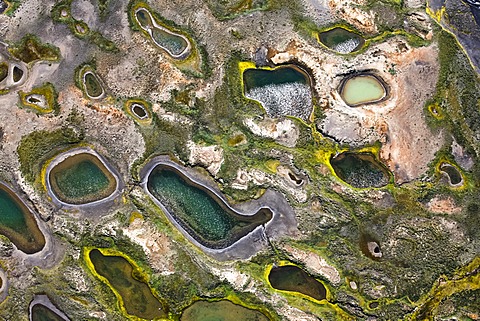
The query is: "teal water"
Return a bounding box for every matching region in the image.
[318,27,364,52]
[268,265,327,301]
[31,304,65,321]
[148,167,236,241]
[180,300,269,321]
[49,153,116,204]
[147,165,272,247]
[89,249,166,319]
[243,66,308,92]
[135,9,188,57]
[331,153,389,188]
[0,188,28,233]
[0,185,45,254]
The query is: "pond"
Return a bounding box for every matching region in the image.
[268,265,327,301]
[243,65,313,120]
[330,152,389,188]
[440,163,463,185]
[180,300,270,321]
[88,249,166,320]
[146,164,272,248]
[318,27,365,54]
[48,152,117,205]
[30,304,66,321]
[339,74,387,106]
[131,103,148,119]
[134,8,190,59]
[83,71,104,99]
[0,183,45,254]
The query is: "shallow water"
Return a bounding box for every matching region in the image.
[341,75,386,106]
[84,72,103,98]
[147,165,272,248]
[49,153,116,204]
[268,265,327,301]
[89,249,166,319]
[330,153,389,188]
[180,300,269,321]
[0,184,45,254]
[31,304,65,321]
[318,27,364,53]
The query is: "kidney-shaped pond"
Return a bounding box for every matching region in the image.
[47,151,118,205]
[0,183,45,254]
[146,164,273,249]
[268,265,327,301]
[88,249,167,320]
[181,300,270,321]
[330,152,390,188]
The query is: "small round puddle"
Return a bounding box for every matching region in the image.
[131,103,148,119]
[12,66,24,83]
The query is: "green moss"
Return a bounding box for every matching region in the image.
[8,34,61,64]
[17,110,85,184]
[18,82,59,115]
[204,0,271,20]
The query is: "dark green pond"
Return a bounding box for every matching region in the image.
[12,66,23,82]
[49,153,117,205]
[146,164,272,248]
[268,265,327,301]
[440,163,462,185]
[83,72,103,98]
[180,300,270,321]
[243,65,308,92]
[318,27,364,53]
[89,249,166,320]
[330,152,389,188]
[0,62,7,82]
[31,304,65,321]
[0,184,45,254]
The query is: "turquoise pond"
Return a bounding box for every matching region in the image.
[146,165,272,248]
[0,184,45,254]
[48,153,117,205]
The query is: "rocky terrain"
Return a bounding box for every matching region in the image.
[0,0,478,320]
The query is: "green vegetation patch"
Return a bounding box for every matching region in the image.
[8,34,61,65]
[123,98,153,126]
[18,82,59,115]
[204,0,271,20]
[17,110,85,185]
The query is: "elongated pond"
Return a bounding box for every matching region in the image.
[135,8,190,59]
[330,152,389,188]
[146,164,272,248]
[180,300,270,321]
[340,74,387,106]
[243,65,313,120]
[48,152,117,205]
[268,265,327,301]
[88,249,166,320]
[0,183,45,254]
[318,27,365,54]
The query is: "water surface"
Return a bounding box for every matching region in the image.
[0,184,45,254]
[268,265,327,301]
[89,249,166,319]
[340,75,386,106]
[31,304,65,321]
[83,72,103,98]
[318,27,364,53]
[243,66,308,92]
[48,153,117,205]
[147,164,272,248]
[330,152,389,188]
[180,300,269,321]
